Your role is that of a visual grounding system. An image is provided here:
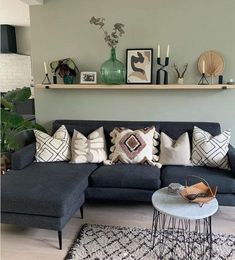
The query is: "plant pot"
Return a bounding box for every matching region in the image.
[1,152,12,174]
[63,75,75,84]
[100,47,125,84]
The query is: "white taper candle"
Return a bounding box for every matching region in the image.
[166,44,170,58]
[44,62,48,74]
[202,60,205,74]
[157,44,160,58]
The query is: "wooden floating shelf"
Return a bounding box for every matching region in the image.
[36,84,235,90]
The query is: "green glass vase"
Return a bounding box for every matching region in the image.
[100,47,125,84]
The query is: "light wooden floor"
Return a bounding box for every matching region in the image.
[1,202,235,260]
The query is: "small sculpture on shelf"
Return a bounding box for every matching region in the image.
[50,58,79,84]
[173,63,188,85]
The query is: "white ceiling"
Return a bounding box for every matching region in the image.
[0,0,43,27]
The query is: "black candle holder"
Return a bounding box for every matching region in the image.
[156,57,169,84]
[42,73,51,84]
[198,73,209,85]
[53,74,57,84]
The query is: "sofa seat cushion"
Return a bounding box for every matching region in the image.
[161,166,235,194]
[89,165,161,190]
[1,162,98,217]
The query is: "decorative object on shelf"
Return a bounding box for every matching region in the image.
[198,50,224,84]
[227,78,235,85]
[218,75,223,84]
[100,47,125,84]
[90,16,125,84]
[173,63,188,85]
[1,87,46,172]
[198,73,209,85]
[80,72,97,84]
[126,48,153,84]
[42,62,51,84]
[156,44,170,84]
[180,175,217,207]
[53,74,57,84]
[198,60,209,85]
[50,58,79,84]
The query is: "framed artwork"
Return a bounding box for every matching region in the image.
[126,48,153,84]
[80,72,97,84]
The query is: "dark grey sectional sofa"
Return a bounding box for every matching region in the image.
[1,120,235,249]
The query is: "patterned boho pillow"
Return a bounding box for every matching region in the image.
[34,125,71,162]
[192,126,231,170]
[105,126,161,167]
[70,127,107,163]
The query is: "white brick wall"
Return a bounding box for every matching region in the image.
[0,54,32,92]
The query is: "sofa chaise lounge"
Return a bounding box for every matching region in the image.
[2,120,235,249]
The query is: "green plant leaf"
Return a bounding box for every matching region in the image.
[33,123,47,132]
[1,110,25,128]
[0,97,14,110]
[50,61,59,72]
[1,88,47,153]
[67,59,76,70]
[3,87,31,105]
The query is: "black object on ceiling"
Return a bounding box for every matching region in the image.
[1,25,17,53]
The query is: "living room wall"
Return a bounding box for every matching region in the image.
[30,0,235,144]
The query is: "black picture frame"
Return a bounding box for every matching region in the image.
[126,48,153,84]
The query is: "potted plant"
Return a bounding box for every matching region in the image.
[90,16,125,84]
[50,58,79,84]
[1,87,46,174]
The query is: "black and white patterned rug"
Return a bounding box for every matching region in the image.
[65,224,235,260]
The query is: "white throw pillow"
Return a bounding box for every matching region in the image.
[34,125,71,162]
[70,127,107,163]
[105,126,161,167]
[192,126,231,170]
[159,132,191,166]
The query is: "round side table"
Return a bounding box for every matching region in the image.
[151,187,218,260]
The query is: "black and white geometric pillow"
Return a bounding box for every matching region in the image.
[192,126,231,170]
[34,125,71,162]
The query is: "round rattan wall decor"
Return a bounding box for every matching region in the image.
[198,50,224,76]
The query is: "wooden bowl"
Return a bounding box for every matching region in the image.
[180,182,217,204]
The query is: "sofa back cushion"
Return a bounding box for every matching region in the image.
[52,120,221,150]
[159,121,221,141]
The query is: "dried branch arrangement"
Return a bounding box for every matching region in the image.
[173,63,188,78]
[89,16,125,48]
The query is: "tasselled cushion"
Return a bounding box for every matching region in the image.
[104,126,161,167]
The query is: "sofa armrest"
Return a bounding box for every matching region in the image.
[228,144,235,176]
[11,143,36,170]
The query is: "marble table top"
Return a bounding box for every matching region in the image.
[152,187,218,220]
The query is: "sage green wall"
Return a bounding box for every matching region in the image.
[30,0,235,144]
